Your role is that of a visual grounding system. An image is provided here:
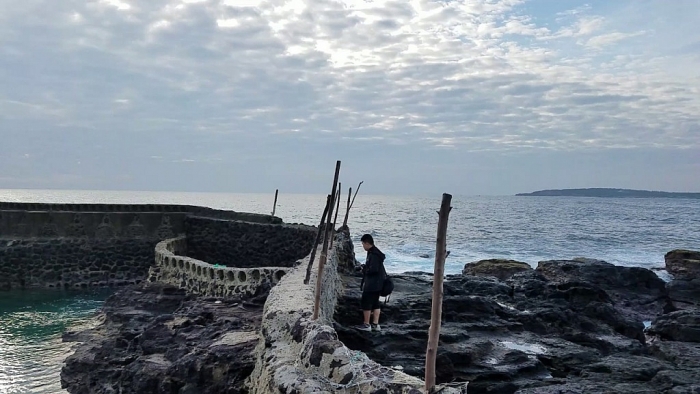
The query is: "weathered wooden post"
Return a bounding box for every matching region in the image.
[342,181,363,227]
[330,183,341,248]
[425,193,452,393]
[303,194,332,285]
[343,186,352,227]
[271,189,279,217]
[313,160,341,320]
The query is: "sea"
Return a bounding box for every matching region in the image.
[0,189,699,393]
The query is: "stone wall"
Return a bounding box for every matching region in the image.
[185,216,316,268]
[0,211,185,239]
[0,209,182,290]
[247,233,467,394]
[148,236,292,298]
[0,203,287,290]
[0,238,154,289]
[0,203,281,237]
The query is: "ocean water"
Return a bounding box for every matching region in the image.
[0,289,110,394]
[1,188,699,393]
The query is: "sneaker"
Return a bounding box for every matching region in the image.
[371,323,381,332]
[354,323,372,332]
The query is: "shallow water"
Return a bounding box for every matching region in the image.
[0,288,111,394]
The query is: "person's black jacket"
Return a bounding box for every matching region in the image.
[362,246,386,293]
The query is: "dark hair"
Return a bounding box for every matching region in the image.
[360,234,374,245]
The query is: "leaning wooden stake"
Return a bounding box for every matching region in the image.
[313,160,341,320]
[330,183,342,248]
[303,195,332,285]
[343,186,352,227]
[271,189,279,217]
[342,181,363,227]
[425,193,453,394]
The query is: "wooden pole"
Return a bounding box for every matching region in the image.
[342,181,363,227]
[313,160,341,320]
[330,182,341,248]
[271,189,279,217]
[342,186,352,228]
[303,195,332,285]
[425,193,452,394]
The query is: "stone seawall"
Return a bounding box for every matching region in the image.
[148,236,293,298]
[0,238,154,289]
[185,216,316,268]
[0,203,297,290]
[0,203,281,238]
[0,211,185,239]
[248,231,467,394]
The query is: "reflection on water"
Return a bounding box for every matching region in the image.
[0,288,111,394]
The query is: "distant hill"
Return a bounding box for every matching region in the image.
[515,188,700,199]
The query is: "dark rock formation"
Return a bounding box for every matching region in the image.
[61,282,268,394]
[648,310,700,343]
[462,259,532,281]
[334,257,700,394]
[667,279,700,311]
[536,258,668,323]
[665,250,700,312]
[665,250,700,280]
[335,226,359,273]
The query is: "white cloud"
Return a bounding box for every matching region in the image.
[0,0,699,192]
[585,31,646,48]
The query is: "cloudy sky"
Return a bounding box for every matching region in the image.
[1,0,698,195]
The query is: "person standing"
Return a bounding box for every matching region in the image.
[356,233,386,332]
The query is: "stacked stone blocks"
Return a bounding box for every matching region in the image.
[149,236,292,298]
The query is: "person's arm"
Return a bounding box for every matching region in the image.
[365,253,380,275]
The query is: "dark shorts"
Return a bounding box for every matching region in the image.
[361,291,381,311]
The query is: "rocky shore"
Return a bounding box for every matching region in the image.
[61,246,700,394]
[335,250,700,394]
[61,282,271,394]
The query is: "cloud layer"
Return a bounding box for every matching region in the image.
[1,0,698,193]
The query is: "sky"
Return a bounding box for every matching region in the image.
[1,0,699,196]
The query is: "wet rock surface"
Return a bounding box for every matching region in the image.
[665,250,700,280]
[334,258,700,394]
[61,282,268,394]
[462,259,532,281]
[666,250,700,312]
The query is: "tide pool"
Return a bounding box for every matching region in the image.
[0,288,111,394]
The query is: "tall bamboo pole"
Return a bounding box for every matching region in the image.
[313,160,341,320]
[303,195,332,285]
[425,193,452,393]
[271,189,279,217]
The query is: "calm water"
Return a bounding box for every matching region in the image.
[1,189,699,393]
[0,289,110,394]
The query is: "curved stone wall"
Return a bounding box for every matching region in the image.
[184,216,316,268]
[148,236,292,298]
[0,203,305,290]
[247,231,468,394]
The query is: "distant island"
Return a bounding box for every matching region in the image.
[516,188,700,199]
